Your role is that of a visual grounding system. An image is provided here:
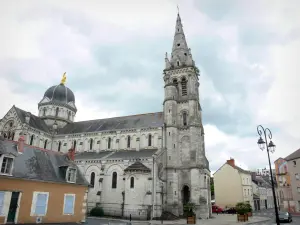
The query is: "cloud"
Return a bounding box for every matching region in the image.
[0,0,300,173]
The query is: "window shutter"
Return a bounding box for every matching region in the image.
[34,193,48,215]
[64,195,75,214]
[0,192,4,215]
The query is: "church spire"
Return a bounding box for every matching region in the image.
[165,12,194,70]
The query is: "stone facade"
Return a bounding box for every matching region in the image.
[0,13,210,219]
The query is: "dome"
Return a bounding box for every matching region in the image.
[44,84,75,104]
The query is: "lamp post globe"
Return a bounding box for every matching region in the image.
[268,140,276,153]
[257,137,265,150]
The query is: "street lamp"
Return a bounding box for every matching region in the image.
[256,125,280,225]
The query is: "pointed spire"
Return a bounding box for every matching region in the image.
[166,12,194,69]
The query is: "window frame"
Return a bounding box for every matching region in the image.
[127,136,131,148]
[130,177,134,189]
[0,191,4,215]
[30,191,49,216]
[0,155,14,175]
[66,167,77,183]
[108,137,111,149]
[112,172,117,189]
[148,134,152,147]
[63,193,76,215]
[90,172,95,188]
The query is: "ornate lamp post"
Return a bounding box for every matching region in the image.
[257,125,280,225]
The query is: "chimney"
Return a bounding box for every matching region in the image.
[25,112,31,124]
[227,158,235,167]
[67,148,75,161]
[18,135,25,154]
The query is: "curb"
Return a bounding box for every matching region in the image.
[87,216,150,224]
[246,218,271,224]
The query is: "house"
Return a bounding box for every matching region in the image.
[0,135,89,224]
[275,157,294,212]
[251,173,275,210]
[214,158,253,209]
[285,148,300,212]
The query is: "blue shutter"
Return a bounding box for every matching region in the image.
[0,192,4,215]
[34,193,48,215]
[64,195,75,214]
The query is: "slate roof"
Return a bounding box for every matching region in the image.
[75,149,158,160]
[57,112,163,134]
[14,106,50,133]
[226,162,252,174]
[124,161,151,172]
[0,140,88,186]
[285,148,300,161]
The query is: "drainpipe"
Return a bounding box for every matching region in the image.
[152,155,156,219]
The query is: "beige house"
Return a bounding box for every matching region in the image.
[214,159,253,209]
[286,149,300,212]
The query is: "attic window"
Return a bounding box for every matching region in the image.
[66,168,77,183]
[1,156,13,175]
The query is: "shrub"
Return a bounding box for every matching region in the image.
[90,206,104,217]
[235,202,248,215]
[183,202,196,217]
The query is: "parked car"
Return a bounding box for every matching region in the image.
[278,211,292,223]
[223,207,236,214]
[212,205,224,213]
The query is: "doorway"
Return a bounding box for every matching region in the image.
[7,192,20,223]
[182,185,190,204]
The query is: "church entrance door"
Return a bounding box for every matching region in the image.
[182,185,190,204]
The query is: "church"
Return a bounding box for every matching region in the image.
[0,13,211,219]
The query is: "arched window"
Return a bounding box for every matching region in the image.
[108,137,111,149]
[55,107,59,117]
[11,132,15,141]
[130,177,134,188]
[90,172,95,188]
[7,132,11,140]
[44,140,48,149]
[9,122,13,127]
[58,141,61,152]
[127,136,131,148]
[73,140,77,149]
[112,172,117,189]
[177,61,180,66]
[183,112,187,126]
[90,139,93,150]
[148,134,152,147]
[181,77,187,96]
[30,135,34,145]
[43,108,47,116]
[68,111,71,120]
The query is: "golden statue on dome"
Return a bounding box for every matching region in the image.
[61,72,66,85]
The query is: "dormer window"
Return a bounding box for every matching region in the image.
[66,168,77,183]
[1,156,13,175]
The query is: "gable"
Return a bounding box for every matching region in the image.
[13,106,50,133]
[0,106,23,132]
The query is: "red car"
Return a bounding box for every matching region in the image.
[212,205,224,213]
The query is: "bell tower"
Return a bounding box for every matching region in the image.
[162,13,211,218]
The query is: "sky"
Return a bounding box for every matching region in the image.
[0,0,300,173]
